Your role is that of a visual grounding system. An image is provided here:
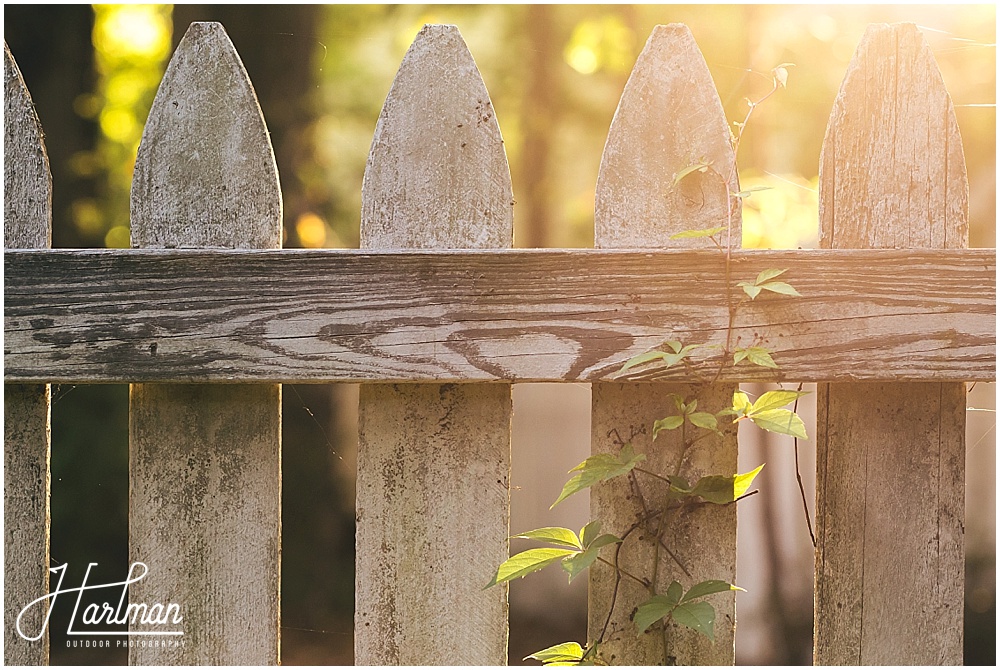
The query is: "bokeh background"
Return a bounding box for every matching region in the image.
[4,4,995,665]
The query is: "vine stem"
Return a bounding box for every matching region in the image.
[792,383,816,547]
[597,544,623,645]
[633,467,672,485]
[596,556,646,587]
[673,421,689,477]
[597,522,643,645]
[629,470,654,524]
[629,471,693,579]
[712,73,783,383]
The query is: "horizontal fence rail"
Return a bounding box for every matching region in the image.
[5,248,995,384]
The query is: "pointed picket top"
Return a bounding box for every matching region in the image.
[131,22,281,250]
[4,43,51,249]
[362,24,513,249]
[596,24,739,249]
[819,22,968,250]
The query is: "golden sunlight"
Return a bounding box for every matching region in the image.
[296,212,329,248]
[93,5,171,60]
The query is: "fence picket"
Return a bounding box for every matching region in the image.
[3,43,52,667]
[590,25,740,665]
[355,24,513,665]
[128,23,281,665]
[815,23,967,664]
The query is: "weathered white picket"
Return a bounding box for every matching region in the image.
[126,23,282,665]
[589,25,739,664]
[814,23,967,665]
[4,43,51,668]
[354,24,512,665]
[3,20,993,667]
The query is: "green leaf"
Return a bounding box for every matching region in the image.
[551,445,646,508]
[562,547,601,583]
[734,346,778,369]
[653,415,684,439]
[579,520,601,548]
[513,527,582,550]
[487,547,578,587]
[671,601,716,641]
[689,464,764,504]
[755,268,788,284]
[734,463,765,499]
[621,344,699,372]
[750,409,808,439]
[667,475,692,495]
[588,533,622,551]
[732,391,753,416]
[758,281,801,297]
[525,642,585,664]
[773,64,791,88]
[620,350,667,373]
[660,351,688,368]
[745,347,778,368]
[670,226,726,239]
[687,411,718,431]
[737,281,762,300]
[562,534,621,583]
[732,186,773,199]
[750,390,808,414]
[666,580,683,606]
[579,642,600,666]
[682,580,745,603]
[634,595,676,635]
[672,162,711,186]
[690,474,736,504]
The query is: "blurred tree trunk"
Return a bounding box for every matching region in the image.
[172,5,321,247]
[4,6,99,248]
[758,430,814,664]
[517,5,558,248]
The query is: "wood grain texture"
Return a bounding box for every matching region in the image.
[3,385,50,666]
[3,42,51,667]
[355,25,512,666]
[4,248,995,384]
[590,25,738,665]
[128,22,281,665]
[815,383,965,664]
[815,23,967,665]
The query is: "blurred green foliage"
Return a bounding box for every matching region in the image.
[302,4,995,250]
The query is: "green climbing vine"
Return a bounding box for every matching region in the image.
[485,63,808,666]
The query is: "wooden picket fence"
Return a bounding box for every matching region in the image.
[4,20,994,666]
